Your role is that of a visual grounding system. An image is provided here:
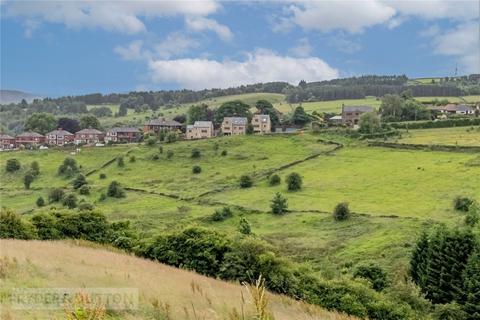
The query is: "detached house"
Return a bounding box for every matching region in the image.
[0,134,15,150]
[74,128,104,145]
[221,117,248,135]
[186,121,214,140]
[252,114,271,134]
[105,127,141,143]
[46,129,74,146]
[15,132,45,148]
[341,105,374,127]
[143,117,182,134]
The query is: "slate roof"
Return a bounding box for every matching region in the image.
[193,121,213,128]
[108,127,140,133]
[0,134,15,140]
[223,117,248,125]
[47,129,74,136]
[145,117,182,127]
[16,131,44,138]
[254,114,270,122]
[342,105,374,113]
[75,128,104,135]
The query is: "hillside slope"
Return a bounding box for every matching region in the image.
[0,239,354,320]
[0,90,42,104]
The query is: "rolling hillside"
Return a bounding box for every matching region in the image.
[0,239,354,320]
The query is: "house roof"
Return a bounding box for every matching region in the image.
[193,121,213,128]
[145,117,182,127]
[342,105,374,113]
[223,117,248,125]
[76,128,103,135]
[47,129,74,136]
[108,127,140,133]
[329,115,342,120]
[0,134,15,140]
[254,114,270,122]
[16,131,44,138]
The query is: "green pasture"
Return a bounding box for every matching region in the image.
[397,126,480,146]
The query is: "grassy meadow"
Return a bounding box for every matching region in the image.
[398,126,480,146]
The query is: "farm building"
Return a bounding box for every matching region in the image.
[186,121,214,140]
[105,127,141,143]
[143,117,182,134]
[341,105,374,127]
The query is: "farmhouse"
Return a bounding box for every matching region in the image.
[0,134,15,150]
[144,117,182,134]
[46,128,74,146]
[252,114,271,133]
[105,127,141,143]
[341,105,374,127]
[328,115,343,125]
[74,128,104,145]
[221,117,248,135]
[186,121,214,140]
[15,131,45,148]
[443,104,475,115]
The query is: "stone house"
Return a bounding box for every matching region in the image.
[105,127,141,143]
[252,114,271,134]
[221,117,248,135]
[341,105,374,127]
[143,117,182,134]
[186,121,214,140]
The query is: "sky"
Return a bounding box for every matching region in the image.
[1,0,479,97]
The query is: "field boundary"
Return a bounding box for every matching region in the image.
[85,148,135,176]
[367,141,480,153]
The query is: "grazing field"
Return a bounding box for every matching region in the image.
[280,97,382,114]
[398,126,480,146]
[0,240,353,320]
[197,92,286,108]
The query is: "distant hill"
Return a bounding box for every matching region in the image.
[0,89,42,104]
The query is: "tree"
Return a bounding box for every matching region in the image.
[31,213,61,240]
[454,196,474,212]
[62,193,78,209]
[214,100,251,126]
[465,203,479,227]
[359,112,381,134]
[107,181,126,198]
[354,263,389,291]
[333,202,350,221]
[191,148,201,158]
[192,165,202,174]
[462,250,480,318]
[238,218,251,235]
[79,115,101,130]
[30,161,40,177]
[211,207,233,221]
[433,303,467,320]
[0,208,36,239]
[58,157,79,177]
[24,112,57,134]
[286,172,302,191]
[269,174,281,186]
[57,117,80,133]
[146,137,157,146]
[72,174,87,189]
[187,104,214,124]
[36,196,45,207]
[117,156,125,167]
[379,94,403,120]
[239,175,253,188]
[23,172,34,189]
[271,192,288,215]
[291,106,310,126]
[5,159,21,173]
[164,132,177,143]
[89,106,113,117]
[78,184,90,195]
[48,188,65,203]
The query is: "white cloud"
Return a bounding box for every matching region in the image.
[431,22,480,73]
[147,49,339,89]
[154,32,200,59]
[114,40,145,61]
[288,38,312,57]
[388,0,479,21]
[185,16,233,41]
[329,35,363,54]
[4,0,220,35]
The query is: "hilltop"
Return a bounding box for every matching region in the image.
[0,89,42,104]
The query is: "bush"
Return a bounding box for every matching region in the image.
[192,165,202,174]
[117,156,125,167]
[465,203,479,227]
[166,150,174,159]
[432,303,467,320]
[99,173,106,179]
[48,188,65,203]
[269,174,281,186]
[354,263,389,291]
[0,208,36,239]
[129,155,136,163]
[62,193,78,209]
[165,132,177,143]
[191,148,201,158]
[333,202,350,221]
[146,137,157,146]
[159,146,163,154]
[5,159,21,173]
[78,184,90,195]
[72,174,87,189]
[78,202,94,211]
[221,150,227,156]
[57,210,109,242]
[271,192,288,215]
[213,142,219,151]
[238,218,251,235]
[36,196,45,207]
[453,196,474,212]
[99,193,107,201]
[286,172,302,191]
[31,213,60,240]
[30,161,40,176]
[107,181,125,198]
[23,172,34,189]
[58,157,79,178]
[211,207,232,221]
[152,154,160,160]
[239,175,253,188]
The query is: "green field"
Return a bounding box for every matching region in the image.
[398,126,480,146]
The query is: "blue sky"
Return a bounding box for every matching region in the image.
[1,1,479,96]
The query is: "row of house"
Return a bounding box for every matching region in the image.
[428,104,478,115]
[327,105,375,127]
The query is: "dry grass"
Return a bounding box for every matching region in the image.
[0,239,355,320]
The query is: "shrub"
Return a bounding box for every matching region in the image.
[146,137,157,146]
[333,202,350,221]
[159,146,163,154]
[213,142,219,151]
[152,154,160,160]
[286,172,302,191]
[99,193,107,201]
[465,203,479,227]
[268,174,281,186]
[107,181,125,198]
[72,174,87,189]
[354,263,388,291]
[271,192,288,215]
[453,196,474,212]
[36,196,45,207]
[58,157,79,178]
[432,303,467,320]
[211,207,232,221]
[192,165,202,174]
[99,173,106,179]
[23,172,34,189]
[164,132,177,143]
[166,150,174,159]
[48,188,65,203]
[62,193,78,209]
[78,202,94,211]
[30,161,40,176]
[31,213,60,240]
[191,148,201,158]
[239,175,253,188]
[78,184,90,195]
[5,159,21,173]
[117,156,125,167]
[221,150,227,156]
[129,155,136,162]
[57,210,109,242]
[0,208,36,239]
[238,218,251,235]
